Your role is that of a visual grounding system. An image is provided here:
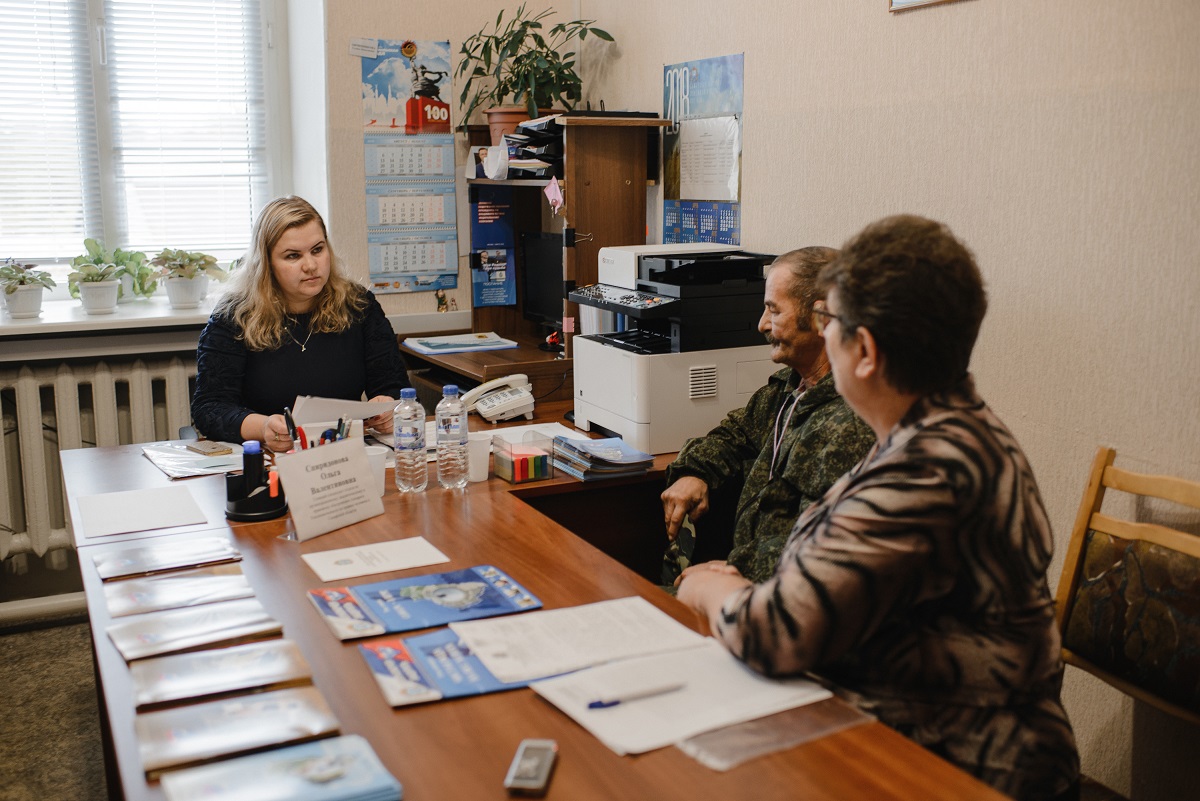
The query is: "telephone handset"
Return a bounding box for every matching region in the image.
[461,374,535,422]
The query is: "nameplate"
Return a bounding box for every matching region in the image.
[273,438,383,542]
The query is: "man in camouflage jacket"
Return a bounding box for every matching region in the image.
[661,248,874,585]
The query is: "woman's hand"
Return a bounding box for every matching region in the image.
[676,562,751,629]
[366,395,395,434]
[260,414,294,453]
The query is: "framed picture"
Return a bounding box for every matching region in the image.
[891,0,962,11]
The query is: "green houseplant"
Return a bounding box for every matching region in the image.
[456,3,614,141]
[150,248,228,309]
[67,260,121,315]
[70,238,153,301]
[0,259,57,319]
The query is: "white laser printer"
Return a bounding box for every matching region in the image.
[569,244,778,455]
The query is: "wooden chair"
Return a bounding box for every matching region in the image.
[1055,446,1200,727]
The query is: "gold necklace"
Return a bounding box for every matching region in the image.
[287,319,315,352]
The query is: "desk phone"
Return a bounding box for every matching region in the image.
[462,374,535,422]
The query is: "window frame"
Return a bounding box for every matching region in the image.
[6,0,292,300]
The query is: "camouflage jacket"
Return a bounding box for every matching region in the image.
[666,369,874,583]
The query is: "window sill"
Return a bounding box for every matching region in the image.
[0,296,216,364]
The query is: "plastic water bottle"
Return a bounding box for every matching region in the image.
[393,388,428,493]
[435,384,468,489]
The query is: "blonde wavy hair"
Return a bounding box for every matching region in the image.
[216,196,367,351]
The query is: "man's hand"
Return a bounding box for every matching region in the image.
[661,475,711,540]
[366,395,395,434]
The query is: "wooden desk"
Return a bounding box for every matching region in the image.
[65,417,1007,801]
[400,335,572,403]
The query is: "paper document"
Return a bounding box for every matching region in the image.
[531,639,832,755]
[449,596,706,684]
[292,395,395,424]
[301,537,450,582]
[402,331,517,355]
[78,485,208,539]
[142,442,243,479]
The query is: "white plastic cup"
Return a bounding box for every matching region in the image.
[467,432,492,483]
[365,445,388,496]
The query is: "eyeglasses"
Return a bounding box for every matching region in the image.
[811,307,850,333]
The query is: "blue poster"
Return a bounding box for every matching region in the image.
[662,54,744,245]
[360,39,459,294]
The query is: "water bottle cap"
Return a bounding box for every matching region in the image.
[400,387,417,399]
[243,440,261,454]
[442,384,458,396]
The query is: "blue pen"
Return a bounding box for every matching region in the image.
[586,681,685,709]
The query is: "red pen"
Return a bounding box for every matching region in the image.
[298,427,308,450]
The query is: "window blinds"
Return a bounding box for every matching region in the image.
[0,0,268,263]
[0,0,102,260]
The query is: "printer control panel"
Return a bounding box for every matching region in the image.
[569,284,679,319]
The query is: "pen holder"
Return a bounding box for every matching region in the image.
[493,434,554,484]
[225,473,288,521]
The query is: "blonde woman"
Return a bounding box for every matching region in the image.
[192,196,408,450]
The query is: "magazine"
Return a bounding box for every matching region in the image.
[359,627,530,707]
[135,686,339,777]
[93,536,241,581]
[402,331,517,355]
[307,565,541,641]
[130,639,312,709]
[160,734,401,801]
[107,597,282,661]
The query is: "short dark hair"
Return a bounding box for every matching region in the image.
[818,215,987,395]
[771,246,840,331]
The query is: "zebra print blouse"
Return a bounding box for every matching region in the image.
[714,375,1079,801]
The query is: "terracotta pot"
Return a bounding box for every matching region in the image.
[3,284,46,319]
[484,106,559,145]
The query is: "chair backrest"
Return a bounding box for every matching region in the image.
[1054,446,1200,725]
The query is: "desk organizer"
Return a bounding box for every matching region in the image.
[225,473,288,521]
[493,434,554,484]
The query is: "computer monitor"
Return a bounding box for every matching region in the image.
[521,232,564,329]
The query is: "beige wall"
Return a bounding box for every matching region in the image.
[316,1,1200,796]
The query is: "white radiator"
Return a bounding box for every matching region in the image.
[0,356,196,560]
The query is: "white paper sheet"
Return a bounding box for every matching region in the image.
[272,438,384,542]
[300,537,450,582]
[679,115,741,202]
[449,596,706,683]
[531,639,832,755]
[78,485,209,539]
[292,395,395,424]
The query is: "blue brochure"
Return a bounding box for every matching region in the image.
[159,734,402,801]
[359,627,529,706]
[307,565,541,641]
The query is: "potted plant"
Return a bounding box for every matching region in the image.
[67,261,121,314]
[456,3,614,143]
[70,238,153,302]
[0,258,57,319]
[150,248,228,309]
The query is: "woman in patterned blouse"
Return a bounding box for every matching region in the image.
[678,215,1079,801]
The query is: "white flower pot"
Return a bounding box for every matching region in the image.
[117,273,136,303]
[4,285,46,319]
[78,280,120,315]
[163,275,208,309]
